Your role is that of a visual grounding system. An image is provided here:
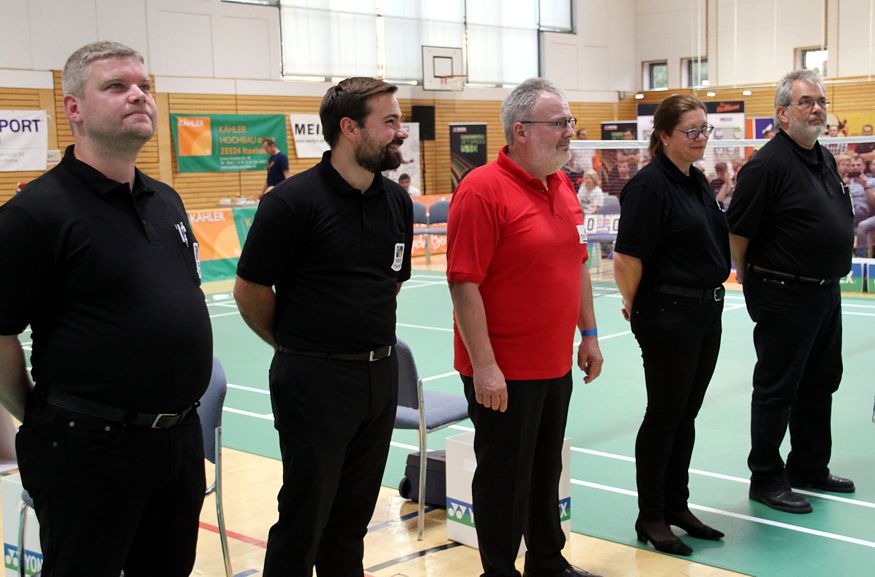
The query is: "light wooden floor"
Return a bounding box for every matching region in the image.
[189,448,746,577]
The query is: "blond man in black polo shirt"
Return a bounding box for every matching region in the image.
[0,42,211,576]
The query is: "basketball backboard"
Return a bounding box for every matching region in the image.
[422,46,465,91]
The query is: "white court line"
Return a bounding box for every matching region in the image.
[397,322,454,333]
[208,302,239,309]
[210,311,241,319]
[228,383,269,395]
[440,427,875,511]
[391,441,420,451]
[223,407,273,421]
[422,371,458,383]
[844,311,875,317]
[571,479,875,549]
[400,281,447,291]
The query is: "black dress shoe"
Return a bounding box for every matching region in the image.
[749,486,812,513]
[522,566,603,577]
[790,474,856,493]
[665,510,725,540]
[635,519,693,556]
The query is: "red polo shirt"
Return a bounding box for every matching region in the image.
[447,146,589,380]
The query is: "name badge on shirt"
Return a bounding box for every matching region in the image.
[391,242,405,271]
[193,242,202,280]
[576,224,588,244]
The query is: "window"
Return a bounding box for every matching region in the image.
[644,61,668,90]
[682,57,708,88]
[277,0,572,85]
[796,47,828,76]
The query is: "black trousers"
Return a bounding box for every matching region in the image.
[743,271,843,490]
[631,292,723,521]
[462,373,572,577]
[16,396,205,577]
[263,352,397,577]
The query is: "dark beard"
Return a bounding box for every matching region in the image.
[356,139,404,173]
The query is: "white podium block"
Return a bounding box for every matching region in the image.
[445,432,572,552]
[1,474,43,577]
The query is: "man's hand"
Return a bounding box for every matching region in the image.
[472,363,508,412]
[577,337,603,384]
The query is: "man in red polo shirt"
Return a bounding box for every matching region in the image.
[447,78,604,577]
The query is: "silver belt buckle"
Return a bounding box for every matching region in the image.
[151,413,178,428]
[713,287,723,301]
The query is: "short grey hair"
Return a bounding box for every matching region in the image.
[774,69,825,127]
[500,78,567,145]
[62,41,144,97]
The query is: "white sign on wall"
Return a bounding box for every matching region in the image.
[289,114,330,159]
[0,110,48,172]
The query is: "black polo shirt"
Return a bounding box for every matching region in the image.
[0,145,212,412]
[237,150,413,352]
[728,129,853,279]
[615,152,730,288]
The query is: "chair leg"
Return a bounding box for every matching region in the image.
[215,427,234,577]
[417,377,427,540]
[425,233,432,265]
[17,497,28,577]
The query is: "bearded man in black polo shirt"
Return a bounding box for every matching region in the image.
[0,42,212,576]
[728,69,855,514]
[234,77,413,577]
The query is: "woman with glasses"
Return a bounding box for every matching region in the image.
[613,95,730,556]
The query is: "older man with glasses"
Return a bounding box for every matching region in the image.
[447,78,603,577]
[728,69,856,514]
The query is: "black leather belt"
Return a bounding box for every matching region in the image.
[653,283,725,302]
[749,264,836,285]
[275,345,393,362]
[45,390,196,429]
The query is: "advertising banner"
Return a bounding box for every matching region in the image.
[450,123,487,191]
[600,121,638,140]
[170,114,287,173]
[383,122,421,189]
[636,104,658,141]
[0,110,48,172]
[289,114,329,158]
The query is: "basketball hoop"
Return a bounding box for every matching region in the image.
[436,74,466,92]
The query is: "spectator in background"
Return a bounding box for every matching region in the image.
[823,124,848,156]
[260,137,290,198]
[398,173,422,196]
[853,124,875,174]
[709,161,728,196]
[578,169,605,213]
[563,126,593,183]
[618,128,641,176]
[604,160,632,196]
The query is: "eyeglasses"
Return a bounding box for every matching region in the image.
[520,117,577,130]
[789,97,830,110]
[673,124,715,140]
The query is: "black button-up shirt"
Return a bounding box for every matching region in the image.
[615,152,730,288]
[728,129,854,279]
[237,150,413,352]
[0,145,212,412]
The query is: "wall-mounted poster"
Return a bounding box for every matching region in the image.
[170,114,287,173]
[450,123,487,191]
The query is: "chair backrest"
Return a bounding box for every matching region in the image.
[394,339,420,410]
[197,356,227,465]
[0,404,17,473]
[600,196,621,214]
[428,200,450,225]
[412,201,428,225]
